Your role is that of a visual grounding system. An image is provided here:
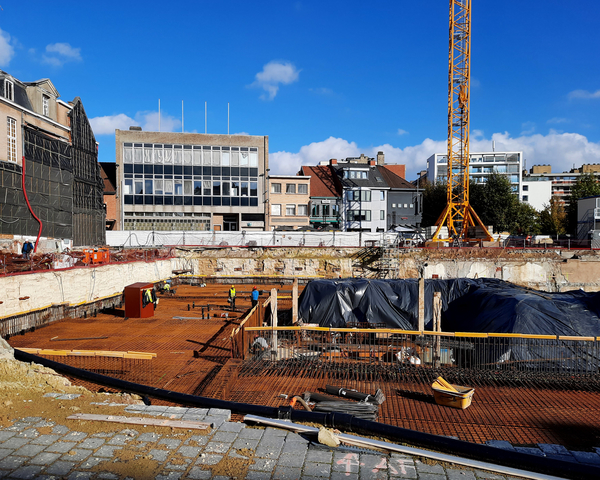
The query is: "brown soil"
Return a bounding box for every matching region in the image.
[206,448,255,479]
[0,357,211,439]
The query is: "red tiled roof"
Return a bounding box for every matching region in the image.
[383,164,406,180]
[300,166,340,197]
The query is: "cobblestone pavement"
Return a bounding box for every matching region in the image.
[1,401,600,479]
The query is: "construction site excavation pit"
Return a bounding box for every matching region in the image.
[6,278,600,454]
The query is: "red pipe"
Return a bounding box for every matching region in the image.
[21,155,43,253]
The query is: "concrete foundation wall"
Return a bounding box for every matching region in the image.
[0,258,183,320]
[3,248,600,324]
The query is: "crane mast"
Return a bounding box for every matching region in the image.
[432,0,492,243]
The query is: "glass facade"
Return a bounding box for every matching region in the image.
[122,143,260,207]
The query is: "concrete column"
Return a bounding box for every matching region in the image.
[292,278,298,324]
[418,277,425,331]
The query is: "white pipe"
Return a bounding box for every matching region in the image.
[158,99,161,132]
[243,415,566,480]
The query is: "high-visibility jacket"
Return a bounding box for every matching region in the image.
[229,287,236,298]
[143,289,153,307]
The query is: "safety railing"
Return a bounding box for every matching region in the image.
[240,327,600,378]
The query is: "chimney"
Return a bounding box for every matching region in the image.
[129,126,142,131]
[330,159,338,165]
[369,160,376,166]
[377,151,385,165]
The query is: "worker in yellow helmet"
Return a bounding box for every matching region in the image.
[228,285,236,311]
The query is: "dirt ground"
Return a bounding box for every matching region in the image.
[0,357,213,438]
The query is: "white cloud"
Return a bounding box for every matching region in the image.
[0,28,15,67]
[233,131,250,136]
[310,87,333,96]
[397,129,409,136]
[89,111,181,136]
[251,61,300,100]
[270,131,600,180]
[90,114,136,135]
[475,131,600,174]
[568,89,600,100]
[547,117,568,124]
[521,121,536,135]
[42,42,81,66]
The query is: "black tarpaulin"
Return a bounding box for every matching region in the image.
[298,278,600,337]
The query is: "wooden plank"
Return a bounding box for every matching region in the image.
[67,413,211,430]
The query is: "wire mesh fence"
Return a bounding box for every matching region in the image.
[240,327,600,383]
[16,349,155,385]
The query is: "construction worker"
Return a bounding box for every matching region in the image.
[252,334,269,354]
[251,286,259,308]
[152,288,158,309]
[143,288,153,308]
[228,285,236,311]
[22,241,33,260]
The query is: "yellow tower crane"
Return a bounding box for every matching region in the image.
[432,0,493,244]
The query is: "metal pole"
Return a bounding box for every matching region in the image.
[205,102,207,134]
[182,101,184,133]
[228,102,230,135]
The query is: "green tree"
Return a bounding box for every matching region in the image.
[510,202,540,235]
[539,198,567,235]
[476,173,518,233]
[423,173,540,235]
[566,174,600,234]
[421,181,447,227]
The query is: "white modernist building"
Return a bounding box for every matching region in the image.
[519,179,552,211]
[426,151,523,193]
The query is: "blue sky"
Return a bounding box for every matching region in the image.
[2,1,599,180]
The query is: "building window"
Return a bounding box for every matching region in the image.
[124,179,133,195]
[271,204,281,216]
[298,184,308,194]
[286,184,296,194]
[322,205,330,216]
[344,170,368,179]
[523,195,529,202]
[298,204,308,216]
[347,210,371,222]
[7,117,17,162]
[42,95,50,116]
[311,204,319,216]
[380,210,385,220]
[4,79,14,101]
[271,183,281,194]
[523,185,529,191]
[380,191,385,201]
[286,205,296,216]
[347,190,371,202]
[392,203,397,208]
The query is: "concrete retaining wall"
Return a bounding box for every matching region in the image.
[0,258,183,321]
[3,248,600,330]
